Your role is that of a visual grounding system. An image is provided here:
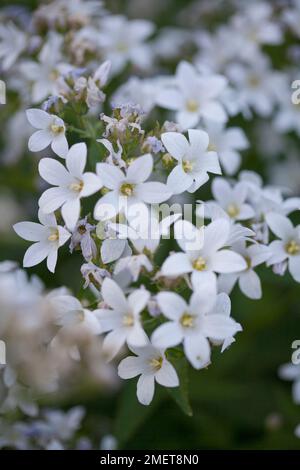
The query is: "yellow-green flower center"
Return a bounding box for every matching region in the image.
[123,313,134,327]
[50,123,64,134]
[182,160,193,173]
[186,99,199,112]
[69,180,84,192]
[120,183,135,197]
[192,256,206,271]
[48,228,59,242]
[227,203,240,218]
[180,312,195,328]
[285,240,300,255]
[149,356,163,371]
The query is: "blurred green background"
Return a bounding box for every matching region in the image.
[1,0,300,450]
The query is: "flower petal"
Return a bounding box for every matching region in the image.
[161,252,192,277]
[161,132,189,161]
[13,222,46,242]
[39,158,72,186]
[61,198,80,231]
[96,163,124,189]
[101,278,128,313]
[137,374,155,405]
[118,356,145,379]
[51,133,68,158]
[210,250,247,273]
[29,130,52,152]
[26,109,52,129]
[151,322,183,349]
[23,242,50,268]
[156,292,187,320]
[136,182,171,204]
[155,360,179,387]
[184,335,211,370]
[238,269,262,299]
[66,143,87,177]
[167,165,193,195]
[81,172,102,197]
[127,154,153,183]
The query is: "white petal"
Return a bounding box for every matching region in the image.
[57,226,71,247]
[137,374,155,405]
[211,177,232,204]
[103,328,127,361]
[39,187,71,213]
[161,252,192,276]
[47,248,58,273]
[118,356,145,379]
[174,219,203,253]
[167,165,193,195]
[94,191,119,220]
[203,219,230,254]
[199,151,221,175]
[61,198,80,231]
[238,269,262,299]
[81,172,102,197]
[128,289,150,316]
[29,130,52,152]
[210,250,247,273]
[188,129,209,153]
[26,108,52,129]
[101,239,126,264]
[39,158,72,186]
[203,314,242,341]
[202,101,227,122]
[127,154,153,183]
[101,278,128,313]
[127,325,149,347]
[13,222,46,242]
[156,291,187,320]
[23,242,50,268]
[51,133,68,158]
[96,163,124,189]
[151,322,183,349]
[177,110,199,129]
[66,143,87,177]
[289,256,300,283]
[136,182,171,204]
[156,89,183,111]
[184,335,211,369]
[266,213,295,241]
[38,209,56,227]
[217,273,238,294]
[161,132,189,160]
[155,360,179,387]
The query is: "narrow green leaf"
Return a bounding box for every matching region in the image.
[167,354,193,417]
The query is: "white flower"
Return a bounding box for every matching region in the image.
[118,341,179,405]
[114,254,153,282]
[156,61,227,129]
[26,109,69,158]
[98,15,154,74]
[210,178,255,221]
[161,129,221,194]
[96,278,149,361]
[218,241,271,299]
[266,213,300,282]
[94,154,171,221]
[203,121,248,175]
[152,285,242,369]
[161,219,247,287]
[13,210,71,273]
[38,143,102,230]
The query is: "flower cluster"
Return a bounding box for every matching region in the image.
[1,0,300,415]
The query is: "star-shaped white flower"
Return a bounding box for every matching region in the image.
[161,129,221,194]
[118,340,179,405]
[26,109,69,158]
[152,285,242,369]
[13,209,71,273]
[266,213,300,282]
[94,154,171,221]
[38,143,102,230]
[156,61,227,129]
[210,178,255,221]
[161,218,247,287]
[96,278,149,361]
[218,240,271,299]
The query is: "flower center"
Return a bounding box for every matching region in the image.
[208,142,217,151]
[180,312,195,328]
[248,75,260,88]
[182,160,193,173]
[48,228,59,242]
[192,256,206,271]
[69,180,84,192]
[149,356,163,371]
[186,99,199,112]
[123,313,134,327]
[50,123,64,134]
[285,240,300,255]
[120,183,135,197]
[227,203,240,218]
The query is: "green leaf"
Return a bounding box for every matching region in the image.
[166,353,193,417]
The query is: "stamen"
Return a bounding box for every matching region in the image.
[226,203,240,218]
[286,240,300,255]
[120,183,135,196]
[180,312,195,328]
[186,99,199,112]
[192,256,206,271]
